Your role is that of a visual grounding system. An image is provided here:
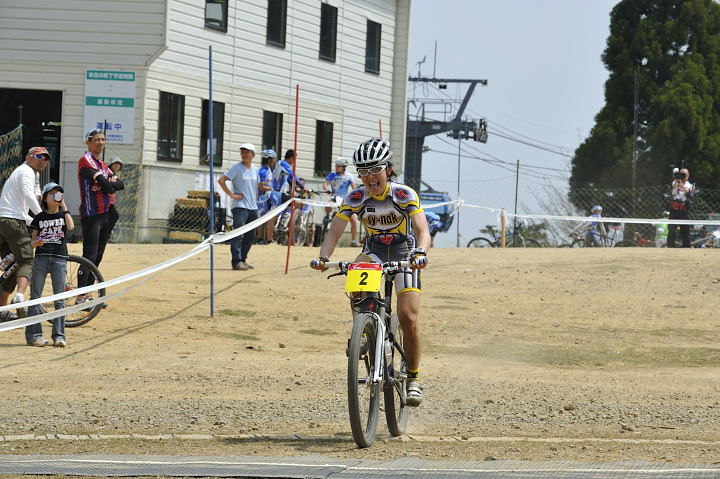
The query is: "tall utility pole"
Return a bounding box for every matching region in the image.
[405,77,488,193]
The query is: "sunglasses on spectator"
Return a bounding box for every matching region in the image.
[30,154,51,161]
[357,164,387,177]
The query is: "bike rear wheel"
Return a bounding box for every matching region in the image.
[383,313,409,436]
[348,312,380,448]
[63,255,105,327]
[467,237,492,248]
[571,238,586,248]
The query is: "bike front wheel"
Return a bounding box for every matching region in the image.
[571,238,586,248]
[467,237,492,248]
[384,313,409,436]
[348,312,381,448]
[63,255,106,327]
[523,238,542,247]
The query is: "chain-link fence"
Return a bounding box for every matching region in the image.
[433,182,720,248]
[0,125,23,185]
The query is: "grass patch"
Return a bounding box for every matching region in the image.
[299,329,334,336]
[220,309,257,317]
[427,340,720,368]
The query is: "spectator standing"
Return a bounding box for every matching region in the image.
[256,149,276,244]
[218,143,259,271]
[25,182,74,347]
[667,168,695,248]
[273,149,304,202]
[654,211,670,248]
[323,157,360,247]
[0,147,49,319]
[76,129,124,300]
[106,157,124,240]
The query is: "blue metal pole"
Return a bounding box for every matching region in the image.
[208,45,215,317]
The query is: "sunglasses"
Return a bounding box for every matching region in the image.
[357,164,387,177]
[30,154,51,161]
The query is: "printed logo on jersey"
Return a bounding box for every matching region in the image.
[365,212,399,227]
[349,191,363,200]
[366,207,375,212]
[396,189,410,199]
[379,235,393,245]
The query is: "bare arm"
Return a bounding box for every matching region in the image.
[318,215,348,260]
[218,174,242,200]
[411,212,431,252]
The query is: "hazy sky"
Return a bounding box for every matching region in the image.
[406,0,618,246]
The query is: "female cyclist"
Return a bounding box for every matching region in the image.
[310,138,430,407]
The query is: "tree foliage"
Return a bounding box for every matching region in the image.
[570,0,720,208]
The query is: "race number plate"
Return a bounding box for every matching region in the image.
[345,263,382,292]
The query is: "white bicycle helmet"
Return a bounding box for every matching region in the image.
[335,157,350,166]
[591,205,602,213]
[261,148,277,159]
[352,138,393,168]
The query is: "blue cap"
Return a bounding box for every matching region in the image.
[41,182,64,196]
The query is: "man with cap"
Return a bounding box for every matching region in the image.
[76,129,124,300]
[218,143,260,270]
[0,147,50,319]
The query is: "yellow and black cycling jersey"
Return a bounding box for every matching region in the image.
[337,182,423,252]
[337,181,424,294]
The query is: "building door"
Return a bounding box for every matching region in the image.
[0,88,62,184]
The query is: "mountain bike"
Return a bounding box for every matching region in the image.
[467,223,541,247]
[0,253,105,327]
[570,225,637,247]
[321,260,411,448]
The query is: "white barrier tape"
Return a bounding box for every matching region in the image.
[295,198,337,208]
[504,212,720,226]
[0,241,210,315]
[210,199,292,244]
[0,273,158,333]
[458,200,720,226]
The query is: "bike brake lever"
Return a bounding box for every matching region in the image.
[327,271,345,280]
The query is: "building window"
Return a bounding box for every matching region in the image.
[319,3,338,62]
[365,20,382,74]
[314,120,333,177]
[266,0,287,47]
[201,100,225,166]
[157,91,185,162]
[262,110,284,153]
[205,0,228,32]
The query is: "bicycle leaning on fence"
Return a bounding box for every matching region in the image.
[467,221,541,248]
[568,224,637,248]
[0,252,105,327]
[318,260,412,448]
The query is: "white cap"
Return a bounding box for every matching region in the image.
[239,143,256,153]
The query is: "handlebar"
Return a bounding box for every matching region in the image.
[323,261,411,273]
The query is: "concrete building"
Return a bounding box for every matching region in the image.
[0,0,411,241]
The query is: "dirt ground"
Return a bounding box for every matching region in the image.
[1,243,719,464]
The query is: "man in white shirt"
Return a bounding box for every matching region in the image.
[0,147,49,317]
[218,143,259,271]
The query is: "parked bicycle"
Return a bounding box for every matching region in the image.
[0,253,105,327]
[321,260,411,448]
[274,189,315,247]
[569,225,637,247]
[467,222,541,248]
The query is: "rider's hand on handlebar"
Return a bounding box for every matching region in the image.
[410,248,428,270]
[310,257,330,271]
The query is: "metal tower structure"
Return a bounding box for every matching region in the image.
[404,77,488,192]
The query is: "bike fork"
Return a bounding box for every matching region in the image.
[370,312,386,386]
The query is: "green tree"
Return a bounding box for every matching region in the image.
[570,0,720,208]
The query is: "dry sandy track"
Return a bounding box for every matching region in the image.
[0,243,719,463]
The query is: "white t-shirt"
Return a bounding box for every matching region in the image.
[0,163,42,223]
